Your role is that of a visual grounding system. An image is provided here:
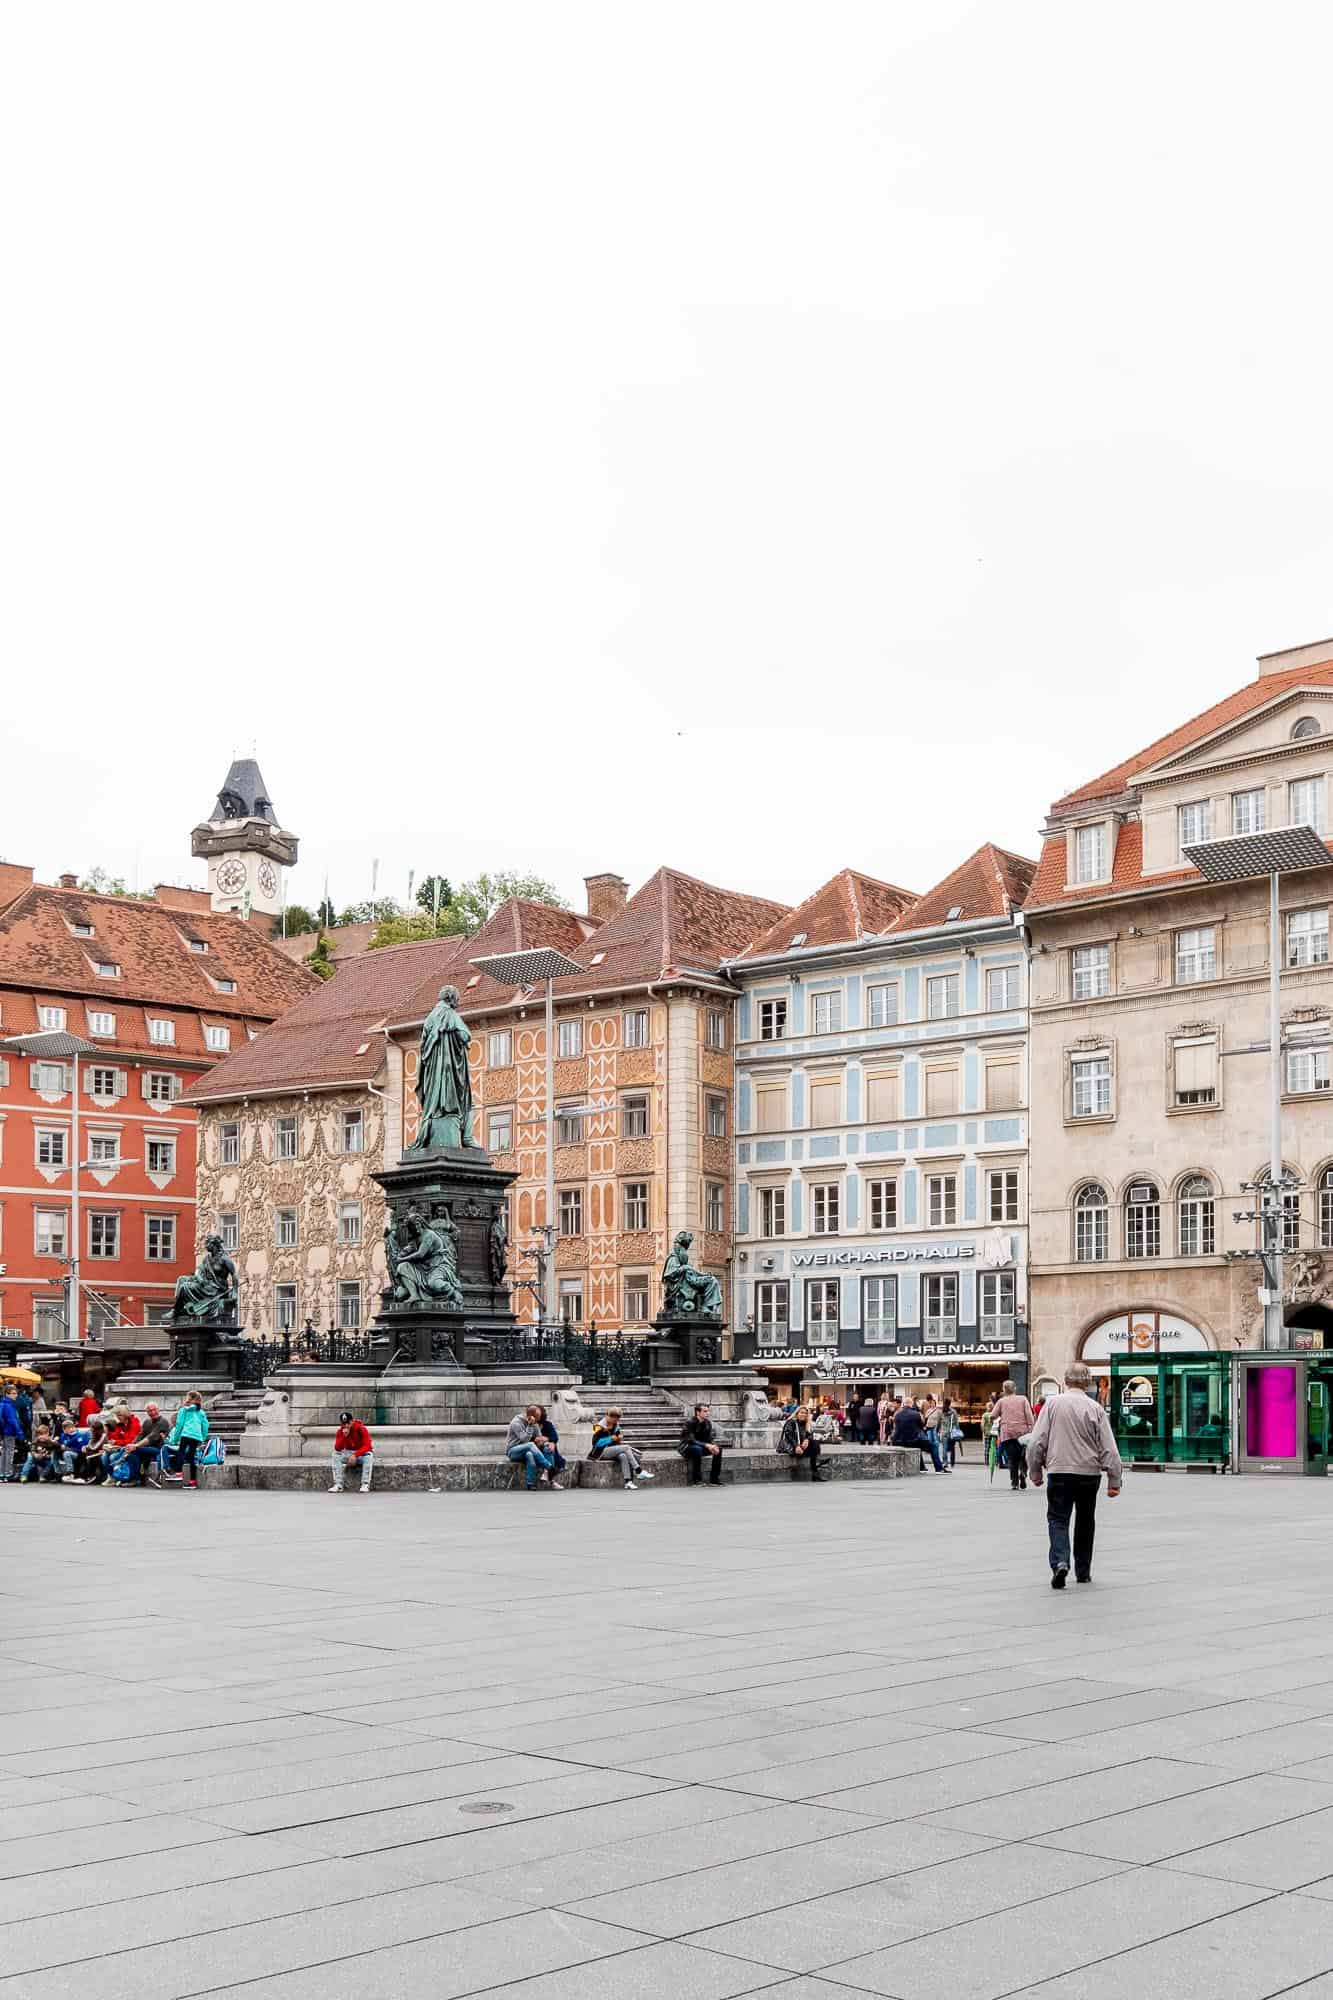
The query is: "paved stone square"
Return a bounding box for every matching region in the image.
[4,1465,1333,1998]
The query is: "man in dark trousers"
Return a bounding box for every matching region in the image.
[678,1404,725,1486]
[1026,1361,1123,1589]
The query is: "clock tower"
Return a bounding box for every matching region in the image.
[191,758,299,917]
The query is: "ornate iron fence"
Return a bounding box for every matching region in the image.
[476,1325,651,1383]
[234,1329,374,1386]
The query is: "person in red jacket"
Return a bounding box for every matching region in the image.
[77,1391,100,1425]
[330,1410,374,1494]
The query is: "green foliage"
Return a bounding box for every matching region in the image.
[316,897,338,928]
[306,932,337,980]
[367,908,467,950]
[450,871,563,934]
[416,874,454,914]
[339,897,402,926]
[282,903,317,937]
[79,866,150,899]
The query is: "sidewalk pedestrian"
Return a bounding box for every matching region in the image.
[855,1396,880,1447]
[506,1406,556,1490]
[940,1396,963,1467]
[0,1386,23,1483]
[1027,1362,1123,1589]
[993,1380,1036,1490]
[778,1404,825,1481]
[590,1409,654,1490]
[678,1403,725,1485]
[330,1410,374,1493]
[165,1393,210,1489]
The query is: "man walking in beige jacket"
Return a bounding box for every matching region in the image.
[1026,1362,1123,1590]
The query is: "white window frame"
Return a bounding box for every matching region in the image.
[38,1006,67,1032]
[486,1109,514,1153]
[985,966,1020,1010]
[219,1121,240,1166]
[147,1018,176,1046]
[145,1071,178,1104]
[35,1127,68,1169]
[623,1274,651,1323]
[1125,1184,1161,1260]
[759,997,788,1040]
[758,1185,787,1237]
[274,1283,299,1333]
[805,1278,839,1346]
[1074,1184,1108,1262]
[623,1181,649,1231]
[1177,1178,1216,1257]
[487,1030,513,1067]
[1289,775,1328,834]
[706,1094,727,1139]
[1177,800,1211,854]
[558,1187,584,1237]
[1287,908,1330,969]
[146,1214,176,1262]
[1320,1168,1333,1251]
[927,1173,958,1227]
[555,1104,585,1146]
[88,1211,120,1260]
[1231,788,1266,835]
[87,1010,115,1038]
[862,1274,898,1345]
[867,1177,898,1232]
[275,1207,299,1250]
[987,1168,1020,1223]
[558,1278,584,1326]
[1287,1047,1332,1095]
[146,1136,176,1176]
[342,1108,364,1155]
[219,1211,239,1252]
[1175,926,1216,985]
[755,1279,790,1346]
[705,1009,727,1050]
[622,1010,649,1050]
[205,1025,231,1053]
[811,990,842,1034]
[620,1094,649,1139]
[89,1132,120,1166]
[866,983,899,1028]
[1071,1054,1112,1119]
[926,973,960,1020]
[810,1182,840,1235]
[923,1272,958,1334]
[1172,1035,1218,1108]
[339,1201,362,1246]
[337,1281,363,1331]
[557,1018,583,1059]
[274,1116,298,1161]
[1074,823,1108,884]
[705,1182,725,1233]
[34,1208,68,1257]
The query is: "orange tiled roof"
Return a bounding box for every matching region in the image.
[891,844,1036,930]
[741,870,916,957]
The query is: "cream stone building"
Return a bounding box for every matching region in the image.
[1026,638,1333,1391]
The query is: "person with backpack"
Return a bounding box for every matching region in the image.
[778,1404,825,1481]
[590,1409,653,1490]
[165,1394,211,1489]
[330,1410,374,1493]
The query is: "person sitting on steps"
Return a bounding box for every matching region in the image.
[778,1404,825,1481]
[678,1403,725,1486]
[590,1408,654,1490]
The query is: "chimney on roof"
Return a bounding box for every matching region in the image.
[584,872,628,922]
[153,883,212,914]
[57,873,78,890]
[1257,637,1333,679]
[0,863,34,910]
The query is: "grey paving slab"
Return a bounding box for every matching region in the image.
[1000,1892,1333,1999]
[823,1867,1266,1997]
[190,1750,571,1834]
[1162,1804,1333,1890]
[0,1812,245,1883]
[0,1833,332,1924]
[1034,1771,1333,1864]
[457,1940,789,2000]
[807,1739,1121,1820]
[918,1756,1240,1841]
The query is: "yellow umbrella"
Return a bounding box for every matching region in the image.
[0,1366,43,1386]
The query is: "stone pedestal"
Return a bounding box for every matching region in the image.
[370,1146,518,1368]
[650,1364,775,1446]
[648,1314,726,1372]
[168,1321,236,1375]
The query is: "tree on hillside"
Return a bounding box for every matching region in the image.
[449,871,563,934]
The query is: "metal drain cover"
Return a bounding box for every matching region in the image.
[459,1800,515,1816]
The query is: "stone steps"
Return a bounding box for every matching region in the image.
[581,1384,687,1452]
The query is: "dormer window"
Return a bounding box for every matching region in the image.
[945,905,963,921]
[70,921,94,938]
[1292,717,1321,741]
[1289,776,1327,834]
[185,938,209,954]
[1073,824,1108,884]
[212,977,237,994]
[148,1017,176,1046]
[789,932,808,947]
[38,1006,66,1032]
[1177,801,1211,854]
[93,961,121,979]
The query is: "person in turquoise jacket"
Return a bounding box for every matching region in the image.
[166,1393,210,1489]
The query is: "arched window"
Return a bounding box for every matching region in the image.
[1177,1176,1215,1257]
[1125,1180,1161,1259]
[1074,1183,1108,1262]
[1320,1169,1333,1250]
[1291,717,1321,741]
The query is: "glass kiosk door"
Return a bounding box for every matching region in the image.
[1237,1359,1305,1473]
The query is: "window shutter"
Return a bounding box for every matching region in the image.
[170,1075,182,1101]
[139,1071,151,1100]
[987,1061,1020,1110]
[925,1068,958,1116]
[1175,1040,1216,1094]
[866,1073,900,1123]
[114,1069,127,1099]
[809,1078,840,1127]
[757,1086,785,1133]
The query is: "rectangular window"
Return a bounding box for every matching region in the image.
[36,1128,68,1168]
[146,1071,178,1103]
[148,1018,176,1046]
[559,1278,583,1326]
[274,1116,298,1161]
[1287,1047,1332,1094]
[623,1181,649,1231]
[759,998,788,1040]
[755,1280,790,1345]
[206,1026,231,1052]
[1232,788,1266,835]
[146,1215,176,1262]
[1177,800,1211,853]
[38,1005,67,1031]
[1075,1193,1108,1263]
[33,1298,67,1343]
[35,1209,68,1257]
[1071,945,1110,1000]
[866,984,899,1028]
[708,1093,729,1138]
[808,1076,840,1127]
[220,1121,240,1165]
[1290,776,1328,834]
[624,1275,650,1322]
[926,974,960,1019]
[706,1182,725,1233]
[1125,1187,1161,1260]
[338,1281,362,1331]
[1173,1037,1218,1107]
[274,1283,298,1333]
[810,1182,840,1234]
[487,1030,512,1067]
[862,1275,898,1345]
[705,1009,727,1050]
[1280,1190,1301,1254]
[89,1212,119,1260]
[927,1174,958,1227]
[34,1061,70,1095]
[555,1104,585,1145]
[988,1169,1020,1223]
[559,1187,584,1236]
[342,1108,364,1154]
[94,961,121,980]
[275,1208,299,1249]
[1074,824,1107,883]
[923,1273,958,1335]
[979,1271,1016,1327]
[87,1011,115,1037]
[486,1109,514,1153]
[620,1094,649,1138]
[811,991,842,1034]
[867,1177,897,1231]
[339,1201,362,1245]
[1175,926,1216,984]
[924,1067,958,1117]
[986,1059,1021,1111]
[557,1018,583,1059]
[213,978,236,995]
[865,1072,900,1124]
[985,966,1020,1010]
[147,1137,176,1175]
[1287,908,1330,969]
[758,1185,787,1237]
[219,1211,239,1252]
[1178,1192,1216,1258]
[1071,1055,1112,1118]
[89,1133,119,1165]
[622,1010,649,1050]
[89,1067,119,1100]
[805,1278,839,1346]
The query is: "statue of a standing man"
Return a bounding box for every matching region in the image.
[410,984,476,1151]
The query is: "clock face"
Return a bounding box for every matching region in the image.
[257,861,278,899]
[216,859,246,896]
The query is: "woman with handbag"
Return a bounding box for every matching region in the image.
[777,1404,825,1482]
[940,1396,964,1467]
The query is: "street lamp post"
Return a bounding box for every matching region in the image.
[469,946,586,1325]
[1182,822,1331,1351]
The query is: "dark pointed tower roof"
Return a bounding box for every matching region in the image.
[211,759,279,825]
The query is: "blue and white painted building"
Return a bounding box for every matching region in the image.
[724,850,1036,1419]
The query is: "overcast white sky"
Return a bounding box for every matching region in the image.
[5,2,1333,918]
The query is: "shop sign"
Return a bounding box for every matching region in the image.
[758,1342,1021,1364]
[793,1243,976,1268]
[809,1362,935,1382]
[1082,1312,1209,1361]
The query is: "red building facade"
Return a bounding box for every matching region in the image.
[0,865,313,1367]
